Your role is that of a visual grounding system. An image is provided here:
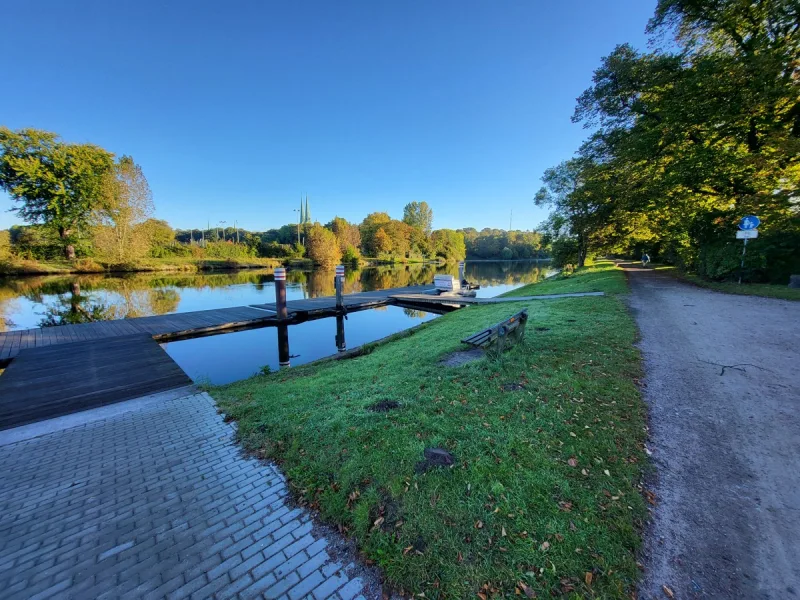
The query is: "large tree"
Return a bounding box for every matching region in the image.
[92,156,154,261]
[402,201,433,236]
[0,127,115,260]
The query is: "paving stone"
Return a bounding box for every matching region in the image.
[0,393,371,600]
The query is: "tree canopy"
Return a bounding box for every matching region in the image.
[0,127,115,259]
[535,0,800,280]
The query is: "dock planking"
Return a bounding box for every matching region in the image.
[0,334,192,430]
[0,286,438,362]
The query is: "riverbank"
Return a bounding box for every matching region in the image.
[0,256,307,276]
[213,260,648,598]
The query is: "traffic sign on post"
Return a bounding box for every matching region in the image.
[736,230,758,239]
[739,215,760,230]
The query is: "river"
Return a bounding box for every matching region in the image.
[0,260,551,384]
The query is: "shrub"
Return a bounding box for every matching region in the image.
[72,258,105,273]
[342,244,361,266]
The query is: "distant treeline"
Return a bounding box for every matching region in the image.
[458,228,545,260]
[1,127,546,270]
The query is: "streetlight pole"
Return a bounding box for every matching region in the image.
[218,221,227,242]
[292,209,301,245]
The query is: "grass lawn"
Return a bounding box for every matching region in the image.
[503,261,629,296]
[655,266,800,301]
[213,261,647,598]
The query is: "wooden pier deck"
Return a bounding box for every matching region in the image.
[0,285,437,362]
[0,334,192,430]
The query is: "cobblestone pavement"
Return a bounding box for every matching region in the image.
[0,392,373,599]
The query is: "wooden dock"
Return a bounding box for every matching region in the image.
[0,284,434,429]
[0,334,192,430]
[0,285,437,362]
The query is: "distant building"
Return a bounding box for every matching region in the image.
[299,196,311,224]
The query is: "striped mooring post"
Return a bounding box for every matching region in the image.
[274,267,290,367]
[458,261,465,282]
[335,265,345,310]
[274,268,288,319]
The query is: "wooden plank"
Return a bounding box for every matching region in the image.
[0,334,192,430]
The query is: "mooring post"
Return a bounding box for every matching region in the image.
[335,264,345,310]
[277,324,291,368]
[335,314,346,353]
[458,260,465,283]
[274,267,288,320]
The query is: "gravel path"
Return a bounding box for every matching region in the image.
[624,264,800,599]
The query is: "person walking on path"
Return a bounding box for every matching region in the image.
[641,252,650,268]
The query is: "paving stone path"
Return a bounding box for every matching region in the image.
[0,392,373,600]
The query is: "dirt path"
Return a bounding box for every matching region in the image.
[623,264,800,599]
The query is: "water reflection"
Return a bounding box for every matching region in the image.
[162,304,439,384]
[0,260,551,332]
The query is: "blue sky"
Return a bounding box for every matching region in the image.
[0,0,656,233]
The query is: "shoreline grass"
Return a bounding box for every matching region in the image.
[213,261,647,598]
[653,265,800,301]
[0,256,286,277]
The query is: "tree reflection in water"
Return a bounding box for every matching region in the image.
[0,261,551,331]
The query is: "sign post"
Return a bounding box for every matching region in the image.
[737,216,760,284]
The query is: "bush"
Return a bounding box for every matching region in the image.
[72,258,105,273]
[0,230,10,259]
[342,244,361,266]
[306,225,342,267]
[203,241,256,260]
[694,229,800,284]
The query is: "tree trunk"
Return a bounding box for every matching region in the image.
[577,233,587,268]
[59,227,76,260]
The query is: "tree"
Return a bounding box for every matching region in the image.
[402,201,434,236]
[373,228,393,255]
[0,127,114,260]
[327,217,361,253]
[92,156,154,261]
[144,219,175,250]
[534,159,608,267]
[431,229,466,261]
[360,212,392,256]
[306,224,342,267]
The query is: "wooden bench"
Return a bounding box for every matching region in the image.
[461,309,528,353]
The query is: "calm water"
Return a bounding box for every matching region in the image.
[0,261,551,384]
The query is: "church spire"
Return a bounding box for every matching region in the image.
[305,196,310,223]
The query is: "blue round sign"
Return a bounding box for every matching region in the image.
[739,215,760,230]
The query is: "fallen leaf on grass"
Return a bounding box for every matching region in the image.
[517,582,536,598]
[539,541,550,551]
[663,585,675,598]
[558,501,573,512]
[475,520,484,529]
[585,572,593,586]
[567,458,578,467]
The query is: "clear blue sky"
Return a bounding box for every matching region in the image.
[0,0,656,233]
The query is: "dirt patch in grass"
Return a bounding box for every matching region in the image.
[439,347,484,366]
[414,447,455,474]
[501,382,526,391]
[367,400,401,412]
